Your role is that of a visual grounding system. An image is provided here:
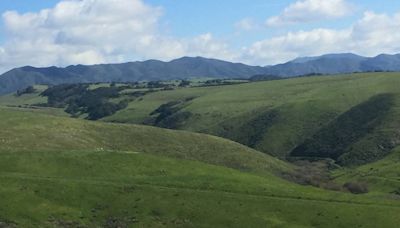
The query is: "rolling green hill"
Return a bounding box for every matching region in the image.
[3,72,400,166]
[0,107,290,175]
[100,72,400,166]
[1,107,400,227]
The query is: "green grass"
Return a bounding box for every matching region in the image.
[0,85,69,116]
[291,93,396,164]
[2,150,400,227]
[0,85,47,106]
[2,85,400,226]
[102,73,400,163]
[334,146,400,193]
[4,74,400,163]
[0,106,290,175]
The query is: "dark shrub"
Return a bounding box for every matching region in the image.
[41,83,129,120]
[343,182,368,194]
[179,80,191,87]
[16,86,36,96]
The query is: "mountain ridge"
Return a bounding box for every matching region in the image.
[2,53,400,94]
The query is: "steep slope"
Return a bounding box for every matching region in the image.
[291,93,397,165]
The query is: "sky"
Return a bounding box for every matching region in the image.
[1,0,400,73]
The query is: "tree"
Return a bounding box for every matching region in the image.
[179,80,191,87]
[16,86,36,96]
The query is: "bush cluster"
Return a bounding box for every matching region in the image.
[343,182,369,194]
[16,86,36,96]
[41,84,128,120]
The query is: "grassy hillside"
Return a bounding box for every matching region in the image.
[2,82,400,227]
[0,85,48,106]
[0,107,289,175]
[3,73,400,166]
[101,73,400,165]
[1,108,400,227]
[2,150,400,227]
[3,73,400,167]
[0,85,68,117]
[334,146,400,194]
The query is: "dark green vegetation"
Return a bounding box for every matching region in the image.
[146,97,196,129]
[2,72,400,227]
[291,93,396,165]
[40,83,129,120]
[16,85,36,96]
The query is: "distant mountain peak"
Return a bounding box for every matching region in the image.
[290,53,364,64]
[170,56,227,63]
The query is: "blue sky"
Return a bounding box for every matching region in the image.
[1,0,400,72]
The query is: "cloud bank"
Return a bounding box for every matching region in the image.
[246,11,400,65]
[0,0,235,73]
[266,0,354,26]
[1,0,400,72]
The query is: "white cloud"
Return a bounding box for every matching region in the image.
[266,0,353,26]
[2,0,400,71]
[235,18,258,31]
[184,33,238,60]
[0,0,235,73]
[244,11,400,65]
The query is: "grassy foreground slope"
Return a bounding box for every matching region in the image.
[103,73,400,164]
[1,108,400,227]
[1,150,400,227]
[0,107,289,175]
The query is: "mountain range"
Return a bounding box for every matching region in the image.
[1,53,400,94]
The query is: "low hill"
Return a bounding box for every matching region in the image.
[0,106,290,175]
